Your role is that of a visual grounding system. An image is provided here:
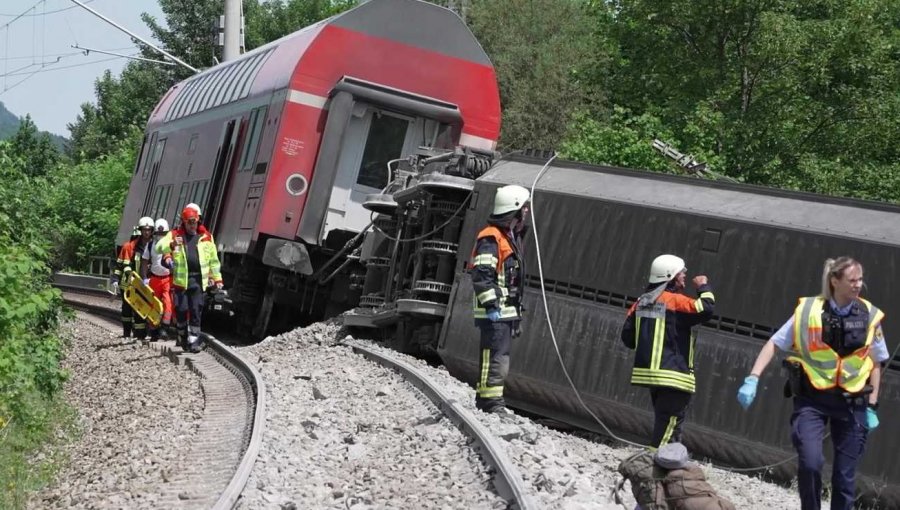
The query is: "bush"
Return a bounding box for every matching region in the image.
[0,143,69,509]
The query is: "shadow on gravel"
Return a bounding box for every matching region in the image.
[93,341,136,352]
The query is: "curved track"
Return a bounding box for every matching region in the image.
[52,272,265,510]
[344,340,536,510]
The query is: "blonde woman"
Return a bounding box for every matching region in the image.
[736,257,888,510]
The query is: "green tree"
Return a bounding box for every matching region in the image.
[244,0,355,50]
[66,63,169,162]
[9,116,59,178]
[593,0,899,194]
[463,0,606,150]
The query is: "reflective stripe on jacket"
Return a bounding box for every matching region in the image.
[155,227,222,290]
[470,225,522,321]
[621,284,716,393]
[786,296,883,393]
[115,238,148,285]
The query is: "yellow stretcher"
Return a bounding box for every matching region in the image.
[124,278,164,327]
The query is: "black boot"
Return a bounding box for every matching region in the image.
[122,325,132,338]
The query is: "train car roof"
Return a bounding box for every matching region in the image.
[148,0,496,133]
[483,155,900,246]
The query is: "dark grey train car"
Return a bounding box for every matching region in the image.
[438,155,900,504]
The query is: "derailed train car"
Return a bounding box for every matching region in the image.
[431,155,900,504]
[115,0,500,336]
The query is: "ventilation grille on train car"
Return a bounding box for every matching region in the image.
[165,48,275,122]
[523,275,775,341]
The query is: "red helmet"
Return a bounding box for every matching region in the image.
[181,206,199,221]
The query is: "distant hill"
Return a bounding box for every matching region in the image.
[0,101,68,152]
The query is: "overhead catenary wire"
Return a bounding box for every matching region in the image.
[0,0,93,18]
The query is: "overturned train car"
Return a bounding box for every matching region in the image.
[434,155,900,505]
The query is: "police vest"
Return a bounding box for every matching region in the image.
[471,226,521,320]
[787,296,884,393]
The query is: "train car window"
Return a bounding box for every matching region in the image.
[192,180,209,206]
[138,133,157,176]
[356,113,409,189]
[142,138,166,181]
[188,134,199,155]
[173,182,190,225]
[240,107,268,171]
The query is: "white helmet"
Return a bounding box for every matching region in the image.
[492,185,530,216]
[154,218,169,233]
[138,216,155,229]
[185,203,202,216]
[649,254,686,283]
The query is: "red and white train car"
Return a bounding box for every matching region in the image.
[117,0,500,334]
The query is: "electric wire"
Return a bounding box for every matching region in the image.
[526,153,875,474]
[528,152,650,450]
[0,0,93,19]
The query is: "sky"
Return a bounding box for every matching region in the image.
[0,0,166,136]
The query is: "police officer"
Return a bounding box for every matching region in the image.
[156,206,223,352]
[737,257,887,510]
[621,254,715,448]
[111,216,154,339]
[470,184,530,414]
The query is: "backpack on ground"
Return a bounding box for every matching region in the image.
[612,444,736,510]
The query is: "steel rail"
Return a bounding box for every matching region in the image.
[344,340,536,510]
[53,272,264,509]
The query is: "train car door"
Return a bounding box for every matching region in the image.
[323,105,417,237]
[204,118,242,234]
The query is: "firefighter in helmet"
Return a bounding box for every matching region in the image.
[111,216,154,339]
[470,184,530,414]
[155,206,223,352]
[141,218,174,341]
[737,257,887,510]
[621,254,715,448]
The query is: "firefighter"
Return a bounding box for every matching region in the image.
[621,254,715,448]
[111,216,155,339]
[736,257,887,510]
[156,206,223,353]
[470,184,530,414]
[141,218,174,341]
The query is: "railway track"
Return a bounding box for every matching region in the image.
[344,340,534,509]
[55,272,535,509]
[52,273,265,510]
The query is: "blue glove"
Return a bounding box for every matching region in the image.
[737,375,759,410]
[142,278,150,286]
[866,408,879,430]
[486,308,501,322]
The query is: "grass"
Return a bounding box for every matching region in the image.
[0,397,78,510]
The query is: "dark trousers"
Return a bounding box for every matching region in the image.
[791,394,868,510]
[174,278,204,345]
[649,386,692,448]
[120,296,146,338]
[474,320,514,411]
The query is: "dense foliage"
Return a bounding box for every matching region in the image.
[0,143,69,508]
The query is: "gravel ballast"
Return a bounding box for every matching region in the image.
[28,314,203,510]
[235,320,507,509]
[239,319,807,510]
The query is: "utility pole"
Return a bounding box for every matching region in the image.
[68,0,198,73]
[222,0,241,62]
